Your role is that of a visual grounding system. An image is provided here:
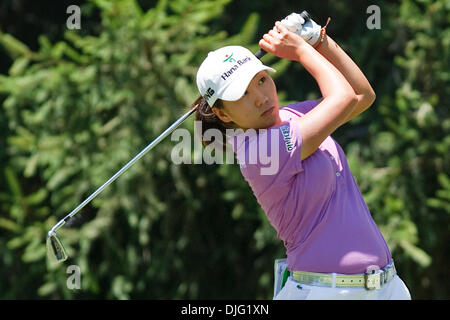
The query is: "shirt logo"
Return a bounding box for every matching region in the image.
[280,125,294,152]
[220,56,251,81]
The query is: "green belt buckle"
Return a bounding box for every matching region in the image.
[281,268,290,289]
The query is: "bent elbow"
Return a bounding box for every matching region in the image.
[369,90,376,106]
[361,90,377,110]
[343,92,358,107]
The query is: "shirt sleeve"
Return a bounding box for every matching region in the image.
[284,99,320,115]
[238,119,304,201]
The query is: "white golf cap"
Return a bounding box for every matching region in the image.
[196,45,276,107]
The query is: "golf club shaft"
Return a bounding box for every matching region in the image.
[51,107,196,233]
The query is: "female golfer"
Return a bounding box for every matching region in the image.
[194,17,411,300]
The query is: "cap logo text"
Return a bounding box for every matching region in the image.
[220,56,252,81]
[203,87,215,102]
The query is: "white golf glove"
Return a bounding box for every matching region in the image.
[277,12,322,46]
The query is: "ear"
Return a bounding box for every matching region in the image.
[212,107,233,123]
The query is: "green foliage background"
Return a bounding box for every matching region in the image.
[0,0,448,299]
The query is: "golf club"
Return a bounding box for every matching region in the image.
[46,107,196,262]
[46,11,311,263]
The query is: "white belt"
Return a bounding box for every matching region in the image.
[292,262,397,290]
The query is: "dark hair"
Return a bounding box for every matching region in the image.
[193,96,236,147]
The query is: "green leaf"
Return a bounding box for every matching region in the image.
[26,188,48,206]
[0,218,20,232]
[0,31,31,58]
[37,282,57,297]
[23,240,46,262]
[9,56,30,76]
[399,240,432,268]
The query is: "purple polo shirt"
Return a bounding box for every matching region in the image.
[229,100,391,274]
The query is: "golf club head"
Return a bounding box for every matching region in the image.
[47,231,68,263]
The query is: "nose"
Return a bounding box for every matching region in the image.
[254,89,268,108]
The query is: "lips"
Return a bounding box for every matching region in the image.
[261,106,275,117]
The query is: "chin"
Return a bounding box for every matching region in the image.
[267,114,282,128]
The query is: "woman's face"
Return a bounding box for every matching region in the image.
[212,71,282,130]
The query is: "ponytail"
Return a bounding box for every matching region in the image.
[193,97,235,147]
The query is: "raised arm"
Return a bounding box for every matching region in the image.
[259,22,357,160]
[314,35,376,125]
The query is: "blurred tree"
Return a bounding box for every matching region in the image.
[0,0,285,299]
[344,0,450,299]
[0,0,449,299]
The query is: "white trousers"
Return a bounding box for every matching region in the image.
[274,275,412,300]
